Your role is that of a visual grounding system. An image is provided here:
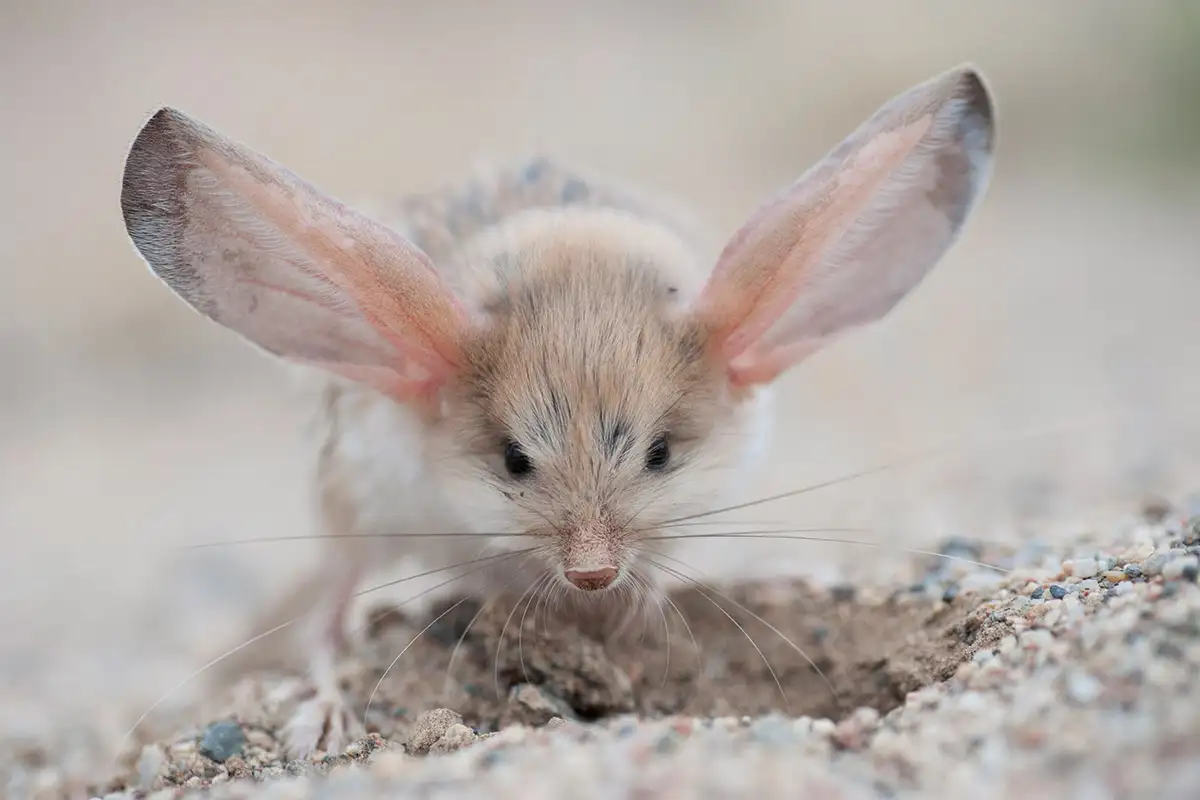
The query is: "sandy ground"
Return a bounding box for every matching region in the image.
[3,3,1200,798]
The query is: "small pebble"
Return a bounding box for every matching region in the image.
[1102,570,1127,583]
[136,744,165,790]
[408,708,463,754]
[199,721,246,763]
[972,649,995,665]
[1163,555,1199,582]
[749,714,796,746]
[1183,515,1200,544]
[1123,564,1144,579]
[1143,552,1172,577]
[507,683,576,724]
[1020,628,1054,650]
[1049,584,1067,600]
[431,723,479,754]
[1078,579,1100,593]
[811,718,836,738]
[1065,558,1099,578]
[1030,587,1045,600]
[830,585,857,603]
[1065,671,1103,704]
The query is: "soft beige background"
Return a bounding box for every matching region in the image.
[2,0,1200,760]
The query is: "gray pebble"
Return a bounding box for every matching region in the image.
[508,683,576,723]
[560,177,590,204]
[939,537,985,560]
[831,585,857,603]
[1049,584,1067,600]
[1182,509,1200,537]
[199,721,246,763]
[1031,587,1045,600]
[1143,552,1172,577]
[749,713,797,746]
[1123,564,1144,579]
[1163,555,1199,582]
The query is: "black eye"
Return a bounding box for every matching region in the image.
[504,440,533,478]
[645,435,670,471]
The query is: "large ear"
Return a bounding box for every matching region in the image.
[120,107,468,400]
[695,64,996,386]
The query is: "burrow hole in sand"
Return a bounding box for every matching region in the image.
[350,579,1009,734]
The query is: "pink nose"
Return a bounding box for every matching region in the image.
[565,567,617,591]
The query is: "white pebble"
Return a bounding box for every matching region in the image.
[1065,558,1099,578]
[972,649,995,665]
[957,691,988,713]
[136,744,165,790]
[1020,628,1054,650]
[1065,671,1102,704]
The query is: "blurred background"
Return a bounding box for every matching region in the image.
[2,0,1199,774]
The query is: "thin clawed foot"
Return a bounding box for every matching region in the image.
[284,565,363,760]
[282,691,363,759]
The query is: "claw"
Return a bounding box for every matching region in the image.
[282,693,363,760]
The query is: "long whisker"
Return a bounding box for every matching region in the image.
[648,552,842,711]
[631,568,672,689]
[656,577,702,679]
[654,415,1125,528]
[532,569,554,638]
[365,591,482,725]
[362,547,542,722]
[440,553,538,701]
[178,530,535,551]
[494,574,546,701]
[517,572,552,687]
[642,555,791,713]
[439,592,495,703]
[651,519,793,531]
[644,531,1010,574]
[116,548,528,763]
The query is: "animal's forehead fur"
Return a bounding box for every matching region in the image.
[456,210,719,456]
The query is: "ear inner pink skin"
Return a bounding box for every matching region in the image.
[701,117,930,374]
[691,66,995,390]
[196,149,469,398]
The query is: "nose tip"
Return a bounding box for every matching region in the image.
[564,567,618,591]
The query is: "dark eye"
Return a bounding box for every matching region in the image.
[645,435,670,471]
[504,440,533,478]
